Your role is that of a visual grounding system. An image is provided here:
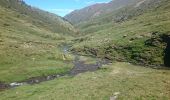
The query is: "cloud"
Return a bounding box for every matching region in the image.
[47,8,74,14]
[85,1,107,5]
[85,1,95,5]
[47,9,74,16]
[49,9,74,13]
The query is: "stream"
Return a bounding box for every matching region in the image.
[0,45,111,91]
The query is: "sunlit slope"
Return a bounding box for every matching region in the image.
[71,0,170,67]
[0,1,75,82]
[0,0,77,35]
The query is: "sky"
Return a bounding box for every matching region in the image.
[23,0,111,17]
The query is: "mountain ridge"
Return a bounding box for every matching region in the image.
[0,0,77,34]
[64,0,141,24]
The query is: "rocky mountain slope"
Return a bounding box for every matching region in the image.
[69,0,170,67]
[64,0,141,24]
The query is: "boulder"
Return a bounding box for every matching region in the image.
[123,35,127,38]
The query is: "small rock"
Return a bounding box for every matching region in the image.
[110,96,117,100]
[35,80,39,83]
[127,62,131,65]
[114,92,120,96]
[136,35,143,39]
[10,82,23,87]
[62,55,66,60]
[32,58,35,61]
[16,92,19,94]
[56,75,60,77]
[123,35,127,38]
[110,92,120,100]
[129,41,132,43]
[47,76,51,80]
[10,82,16,86]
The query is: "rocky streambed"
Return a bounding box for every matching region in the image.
[0,45,111,91]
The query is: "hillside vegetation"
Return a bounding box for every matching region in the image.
[0,0,77,34]
[69,0,170,67]
[1,62,170,100]
[0,0,75,83]
[0,0,170,99]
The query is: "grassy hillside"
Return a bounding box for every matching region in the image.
[0,62,170,100]
[0,0,77,35]
[0,1,75,83]
[71,0,170,67]
[0,0,170,99]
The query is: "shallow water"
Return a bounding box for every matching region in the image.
[0,45,110,91]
